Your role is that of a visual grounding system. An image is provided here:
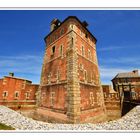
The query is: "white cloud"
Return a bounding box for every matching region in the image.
[99,56,140,66]
[0,54,139,84]
[98,46,126,51]
[97,44,140,52]
[99,66,139,80]
[98,54,140,84]
[0,54,43,75]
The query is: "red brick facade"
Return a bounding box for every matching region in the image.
[0,73,39,110]
[102,85,121,120]
[36,16,106,123]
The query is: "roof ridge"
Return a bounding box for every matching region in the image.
[4,76,32,82]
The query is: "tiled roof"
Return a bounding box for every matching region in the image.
[112,70,140,80]
[4,76,32,83]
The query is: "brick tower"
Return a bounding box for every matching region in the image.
[36,16,106,123]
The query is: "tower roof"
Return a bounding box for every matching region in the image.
[44,16,97,43]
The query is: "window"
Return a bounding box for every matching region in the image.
[84,70,87,82]
[52,46,55,54]
[3,92,6,97]
[82,46,85,56]
[25,92,30,99]
[15,91,19,98]
[59,45,63,56]
[71,37,73,45]
[3,91,8,97]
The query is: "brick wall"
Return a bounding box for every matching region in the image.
[36,16,107,123]
[0,76,39,110]
[102,85,121,121]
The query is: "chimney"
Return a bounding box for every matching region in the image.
[82,21,88,28]
[9,72,14,77]
[133,70,139,75]
[50,18,61,31]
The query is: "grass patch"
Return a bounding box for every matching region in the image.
[0,123,15,130]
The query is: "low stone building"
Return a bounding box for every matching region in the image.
[112,70,140,115]
[102,85,121,121]
[35,16,107,123]
[112,70,140,101]
[0,73,39,110]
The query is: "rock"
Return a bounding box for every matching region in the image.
[0,105,140,130]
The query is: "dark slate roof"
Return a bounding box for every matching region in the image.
[112,70,140,80]
[44,16,97,43]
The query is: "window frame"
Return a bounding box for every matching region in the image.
[14,91,19,99]
[3,91,8,97]
[59,45,63,57]
[25,92,30,99]
[81,46,85,56]
[51,45,56,55]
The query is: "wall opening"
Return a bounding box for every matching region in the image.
[52,46,56,54]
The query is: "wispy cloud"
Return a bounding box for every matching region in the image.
[0,54,43,77]
[0,54,139,84]
[99,66,139,84]
[98,46,126,51]
[99,56,140,65]
[98,44,140,84]
[99,66,140,84]
[97,44,140,52]
[100,67,131,78]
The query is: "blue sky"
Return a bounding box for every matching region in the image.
[0,10,140,84]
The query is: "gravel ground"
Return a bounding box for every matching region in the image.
[0,105,140,130]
